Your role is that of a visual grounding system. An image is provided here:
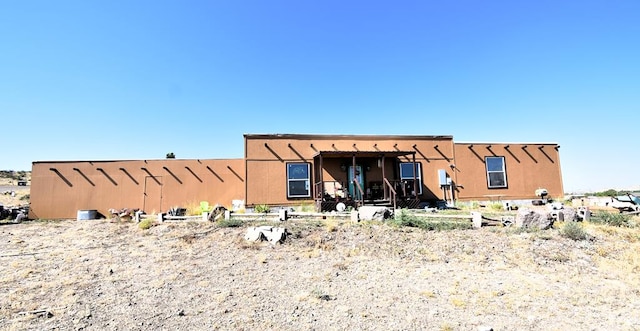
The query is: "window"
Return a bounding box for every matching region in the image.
[287,163,311,198]
[486,156,507,188]
[399,162,422,195]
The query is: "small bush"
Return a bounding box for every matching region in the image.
[590,211,633,227]
[138,219,154,230]
[392,209,471,231]
[561,221,588,241]
[217,218,245,228]
[20,194,30,201]
[185,201,202,216]
[296,203,316,212]
[254,204,270,213]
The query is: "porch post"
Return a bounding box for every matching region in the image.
[318,154,324,200]
[412,152,418,198]
[352,154,358,205]
[381,155,386,200]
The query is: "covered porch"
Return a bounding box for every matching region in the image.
[313,150,422,212]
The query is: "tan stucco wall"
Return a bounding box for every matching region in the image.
[29,135,565,218]
[30,159,245,219]
[453,143,564,200]
[244,134,456,206]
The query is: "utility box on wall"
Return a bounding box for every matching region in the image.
[438,169,448,187]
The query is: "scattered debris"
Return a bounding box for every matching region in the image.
[0,204,29,222]
[108,208,140,221]
[208,205,228,222]
[357,206,393,221]
[244,226,288,244]
[17,309,53,318]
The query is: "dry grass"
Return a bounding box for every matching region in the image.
[0,218,639,330]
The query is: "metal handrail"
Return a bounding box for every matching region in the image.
[314,181,323,199]
[353,179,365,207]
[383,178,397,210]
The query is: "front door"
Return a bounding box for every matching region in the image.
[348,165,364,200]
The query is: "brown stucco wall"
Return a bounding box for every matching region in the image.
[453,143,564,200]
[30,159,245,219]
[244,134,456,206]
[29,135,564,218]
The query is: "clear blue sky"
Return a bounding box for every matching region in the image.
[1,0,638,193]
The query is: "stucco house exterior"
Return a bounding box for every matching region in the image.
[29,133,563,219]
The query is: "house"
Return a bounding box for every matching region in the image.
[29,133,563,219]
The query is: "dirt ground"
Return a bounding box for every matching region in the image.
[1,217,639,331]
[0,177,29,208]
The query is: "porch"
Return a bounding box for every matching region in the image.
[312,150,422,212]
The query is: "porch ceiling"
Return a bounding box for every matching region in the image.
[313,150,415,158]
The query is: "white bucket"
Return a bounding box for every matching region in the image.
[77,210,97,221]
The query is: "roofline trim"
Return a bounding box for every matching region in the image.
[244,133,454,140]
[455,141,559,145]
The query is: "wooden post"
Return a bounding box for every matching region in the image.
[279,209,288,221]
[350,210,359,223]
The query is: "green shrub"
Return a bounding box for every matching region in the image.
[392,209,471,231]
[217,218,245,228]
[454,201,479,210]
[561,221,588,241]
[590,211,633,227]
[138,219,154,230]
[254,204,270,213]
[20,194,30,201]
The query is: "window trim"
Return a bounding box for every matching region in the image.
[286,162,311,198]
[485,156,507,189]
[399,162,423,195]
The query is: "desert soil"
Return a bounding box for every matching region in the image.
[1,217,639,331]
[0,177,29,208]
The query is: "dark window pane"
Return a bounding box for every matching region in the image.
[288,180,309,196]
[489,173,506,187]
[400,163,414,177]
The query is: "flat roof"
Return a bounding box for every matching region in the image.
[244,133,453,140]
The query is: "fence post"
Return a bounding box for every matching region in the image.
[158,213,164,223]
[471,212,482,228]
[202,211,208,222]
[224,210,231,221]
[350,210,359,223]
[279,209,288,221]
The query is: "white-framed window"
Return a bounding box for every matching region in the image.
[486,156,507,188]
[287,163,311,198]
[399,162,422,195]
